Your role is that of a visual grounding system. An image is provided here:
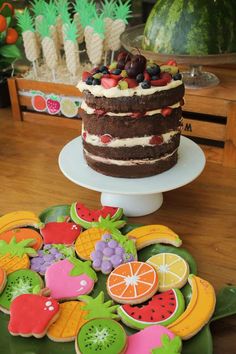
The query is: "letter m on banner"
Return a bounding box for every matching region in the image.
[184,123,192,132]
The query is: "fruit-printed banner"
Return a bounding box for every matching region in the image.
[19,90,82,118]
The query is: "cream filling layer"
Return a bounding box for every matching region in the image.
[83,129,179,148]
[77,80,182,98]
[81,101,181,116]
[84,148,178,166]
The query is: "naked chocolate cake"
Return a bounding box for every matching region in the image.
[77,52,185,178]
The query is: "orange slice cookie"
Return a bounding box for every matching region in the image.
[0,267,7,294]
[107,261,159,304]
[0,228,43,251]
[126,225,182,250]
[146,253,189,292]
[47,301,88,342]
[75,228,105,260]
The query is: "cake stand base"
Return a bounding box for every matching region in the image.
[101,192,163,217]
[58,136,206,217]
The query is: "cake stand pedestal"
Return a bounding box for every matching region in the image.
[58,136,205,217]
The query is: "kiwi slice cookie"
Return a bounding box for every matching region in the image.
[0,269,44,314]
[76,318,127,354]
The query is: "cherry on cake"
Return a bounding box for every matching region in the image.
[77,52,185,178]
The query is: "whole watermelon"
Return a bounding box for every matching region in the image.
[142,0,236,55]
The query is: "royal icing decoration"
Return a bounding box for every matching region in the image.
[40,220,82,245]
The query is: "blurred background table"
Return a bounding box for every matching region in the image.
[0,107,236,353]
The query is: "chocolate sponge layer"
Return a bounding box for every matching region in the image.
[81,107,182,138]
[83,84,184,113]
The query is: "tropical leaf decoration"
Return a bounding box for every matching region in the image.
[15,8,34,33]
[30,0,46,17]
[92,13,105,38]
[37,17,50,39]
[91,215,126,235]
[79,291,119,320]
[114,0,132,24]
[44,1,58,26]
[64,20,78,43]
[101,0,116,19]
[57,0,70,24]
[79,0,97,29]
[0,237,36,257]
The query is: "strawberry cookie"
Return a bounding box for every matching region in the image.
[8,294,60,338]
[45,257,97,300]
[40,219,82,245]
[107,261,159,304]
[125,325,182,354]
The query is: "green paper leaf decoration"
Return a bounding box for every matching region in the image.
[16,8,34,33]
[37,17,50,38]
[0,44,22,59]
[79,0,97,29]
[57,0,70,24]
[64,20,78,43]
[44,1,58,26]
[114,0,132,24]
[101,0,116,19]
[92,13,105,38]
[30,0,46,17]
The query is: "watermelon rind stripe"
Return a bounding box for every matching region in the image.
[117,288,185,330]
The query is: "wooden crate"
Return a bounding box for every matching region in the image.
[8,67,236,167]
[8,77,83,130]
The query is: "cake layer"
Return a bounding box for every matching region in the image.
[83,84,185,113]
[81,108,182,137]
[83,133,180,159]
[83,149,178,178]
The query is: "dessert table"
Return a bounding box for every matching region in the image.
[0,107,236,353]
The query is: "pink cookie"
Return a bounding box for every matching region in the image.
[45,258,97,300]
[126,325,179,354]
[8,294,59,338]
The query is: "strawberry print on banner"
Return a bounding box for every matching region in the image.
[46,95,61,115]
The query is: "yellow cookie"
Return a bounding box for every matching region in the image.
[146,253,189,292]
[167,275,216,340]
[47,301,88,342]
[0,211,40,234]
[75,228,105,260]
[126,225,182,250]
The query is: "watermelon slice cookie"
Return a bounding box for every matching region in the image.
[118,289,185,330]
[70,202,123,229]
[107,261,159,304]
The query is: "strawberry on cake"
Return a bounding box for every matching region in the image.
[77,52,185,178]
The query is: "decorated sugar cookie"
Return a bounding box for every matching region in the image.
[167,275,216,340]
[40,219,82,245]
[0,228,43,250]
[75,318,127,354]
[147,253,189,292]
[126,225,182,249]
[79,291,119,320]
[75,216,126,260]
[70,202,123,229]
[0,237,37,274]
[125,325,181,354]
[8,294,60,338]
[0,211,40,234]
[0,269,44,314]
[91,233,137,274]
[45,258,97,300]
[118,288,185,330]
[107,261,159,304]
[47,301,88,342]
[0,267,6,294]
[30,243,75,275]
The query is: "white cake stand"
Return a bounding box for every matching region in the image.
[58,136,205,217]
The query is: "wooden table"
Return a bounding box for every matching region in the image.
[0,107,236,353]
